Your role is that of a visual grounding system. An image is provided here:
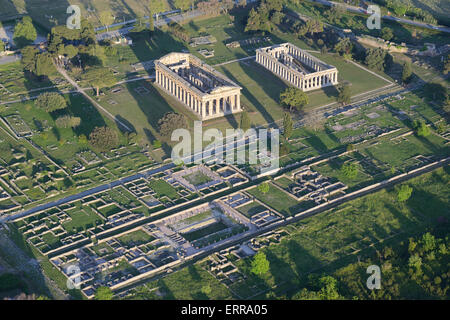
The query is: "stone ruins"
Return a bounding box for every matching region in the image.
[155,53,243,120]
[256,43,338,91]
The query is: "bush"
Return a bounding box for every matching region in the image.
[89,126,119,152]
[35,92,67,112]
[55,115,81,128]
[397,184,413,202]
[413,120,430,137]
[341,162,358,179]
[158,112,188,138]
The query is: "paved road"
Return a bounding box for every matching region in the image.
[311,0,450,34]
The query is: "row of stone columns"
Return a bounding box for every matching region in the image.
[256,49,338,91]
[156,69,241,119]
[287,44,321,72]
[302,72,337,90]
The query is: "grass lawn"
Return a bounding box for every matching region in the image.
[118,229,155,246]
[62,207,102,233]
[91,242,114,256]
[97,203,122,217]
[94,80,198,145]
[360,133,449,170]
[247,183,301,217]
[148,179,180,200]
[157,264,232,299]
[0,0,171,29]
[237,201,268,218]
[234,167,450,297]
[183,171,213,186]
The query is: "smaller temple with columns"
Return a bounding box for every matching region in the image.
[155,53,242,120]
[256,43,338,92]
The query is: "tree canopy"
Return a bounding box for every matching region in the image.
[35,92,67,113]
[280,87,309,112]
[89,126,119,152]
[282,112,293,140]
[341,162,358,179]
[397,184,413,202]
[83,67,117,96]
[250,251,270,276]
[13,16,37,48]
[94,286,114,300]
[158,112,188,138]
[337,84,351,106]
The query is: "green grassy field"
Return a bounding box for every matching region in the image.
[62,207,102,232]
[247,183,302,217]
[148,179,180,200]
[0,0,171,29]
[126,166,449,300]
[118,229,155,246]
[234,167,450,298]
[237,201,268,218]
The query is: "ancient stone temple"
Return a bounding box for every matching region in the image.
[256,43,338,91]
[155,53,242,120]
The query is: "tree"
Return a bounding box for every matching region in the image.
[401,61,413,83]
[365,48,391,72]
[318,276,341,300]
[280,87,309,112]
[303,19,324,38]
[0,41,4,52]
[149,10,155,33]
[64,45,78,59]
[21,46,39,73]
[149,0,168,20]
[89,126,119,152]
[35,53,56,78]
[380,27,394,41]
[13,16,37,48]
[250,252,270,276]
[282,112,293,140]
[408,254,422,271]
[397,184,412,202]
[245,6,272,33]
[55,115,81,128]
[158,112,188,138]
[35,92,67,112]
[99,11,115,31]
[413,120,430,137]
[83,67,117,96]
[337,84,351,106]
[421,233,436,252]
[240,111,251,131]
[341,162,358,179]
[95,286,114,300]
[258,182,270,194]
[270,11,285,25]
[326,4,345,24]
[174,0,191,11]
[334,38,353,56]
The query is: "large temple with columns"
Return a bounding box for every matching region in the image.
[256,43,338,91]
[155,53,242,120]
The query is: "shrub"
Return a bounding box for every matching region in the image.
[89,126,119,152]
[35,92,67,112]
